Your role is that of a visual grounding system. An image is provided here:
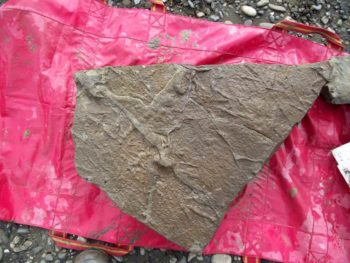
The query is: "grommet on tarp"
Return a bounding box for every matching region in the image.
[149,0,166,13]
[272,20,344,52]
[49,231,133,256]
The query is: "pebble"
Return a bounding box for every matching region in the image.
[211,254,232,263]
[140,248,146,256]
[0,229,9,245]
[32,246,43,255]
[244,19,253,26]
[45,253,54,261]
[58,250,67,259]
[188,0,194,8]
[311,4,322,11]
[241,5,257,17]
[268,3,286,12]
[0,247,3,261]
[74,249,109,263]
[337,19,343,27]
[321,16,329,25]
[67,260,74,263]
[133,0,140,5]
[76,236,87,243]
[256,0,269,7]
[179,256,187,263]
[259,22,274,29]
[196,11,205,18]
[188,252,196,262]
[54,260,60,263]
[169,256,177,263]
[209,15,220,21]
[224,20,233,24]
[17,227,30,235]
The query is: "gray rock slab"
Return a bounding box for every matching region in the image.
[72,58,346,252]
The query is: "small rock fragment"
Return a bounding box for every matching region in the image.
[268,3,286,12]
[17,227,30,234]
[211,254,232,263]
[196,11,205,18]
[321,16,329,25]
[179,256,187,263]
[169,256,177,263]
[0,247,3,261]
[133,0,141,4]
[77,236,87,243]
[32,246,43,255]
[311,4,322,11]
[0,229,9,245]
[244,19,253,26]
[45,253,54,261]
[224,20,233,24]
[74,249,110,263]
[241,5,257,17]
[256,0,269,7]
[209,15,220,21]
[58,250,67,259]
[188,0,194,8]
[140,248,146,256]
[188,252,196,262]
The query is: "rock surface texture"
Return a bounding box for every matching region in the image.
[72,59,342,252]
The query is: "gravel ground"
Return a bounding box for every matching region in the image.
[0,0,349,262]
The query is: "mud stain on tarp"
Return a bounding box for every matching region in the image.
[289,187,298,198]
[179,30,191,43]
[23,129,31,139]
[148,37,160,49]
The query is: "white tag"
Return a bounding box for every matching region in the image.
[332,142,350,187]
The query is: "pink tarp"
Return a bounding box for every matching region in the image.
[0,0,349,262]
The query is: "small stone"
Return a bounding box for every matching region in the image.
[179,256,187,263]
[188,252,196,262]
[311,4,322,11]
[140,248,146,256]
[45,253,54,261]
[74,249,109,263]
[256,0,269,7]
[336,19,343,27]
[269,14,275,23]
[122,0,131,5]
[58,250,67,259]
[244,19,253,26]
[224,20,233,24]
[32,246,43,255]
[268,3,286,12]
[0,229,9,245]
[258,10,264,15]
[133,0,141,4]
[196,11,205,18]
[114,256,123,262]
[0,247,3,261]
[4,249,9,253]
[21,240,33,251]
[321,16,329,25]
[17,227,30,234]
[54,260,60,263]
[209,15,220,21]
[170,256,177,263]
[76,236,87,243]
[40,260,46,263]
[188,0,194,8]
[197,255,204,261]
[12,236,21,245]
[67,260,74,263]
[211,254,232,263]
[241,5,257,17]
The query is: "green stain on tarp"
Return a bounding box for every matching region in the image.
[289,187,298,198]
[180,30,191,42]
[23,129,31,139]
[148,37,160,49]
